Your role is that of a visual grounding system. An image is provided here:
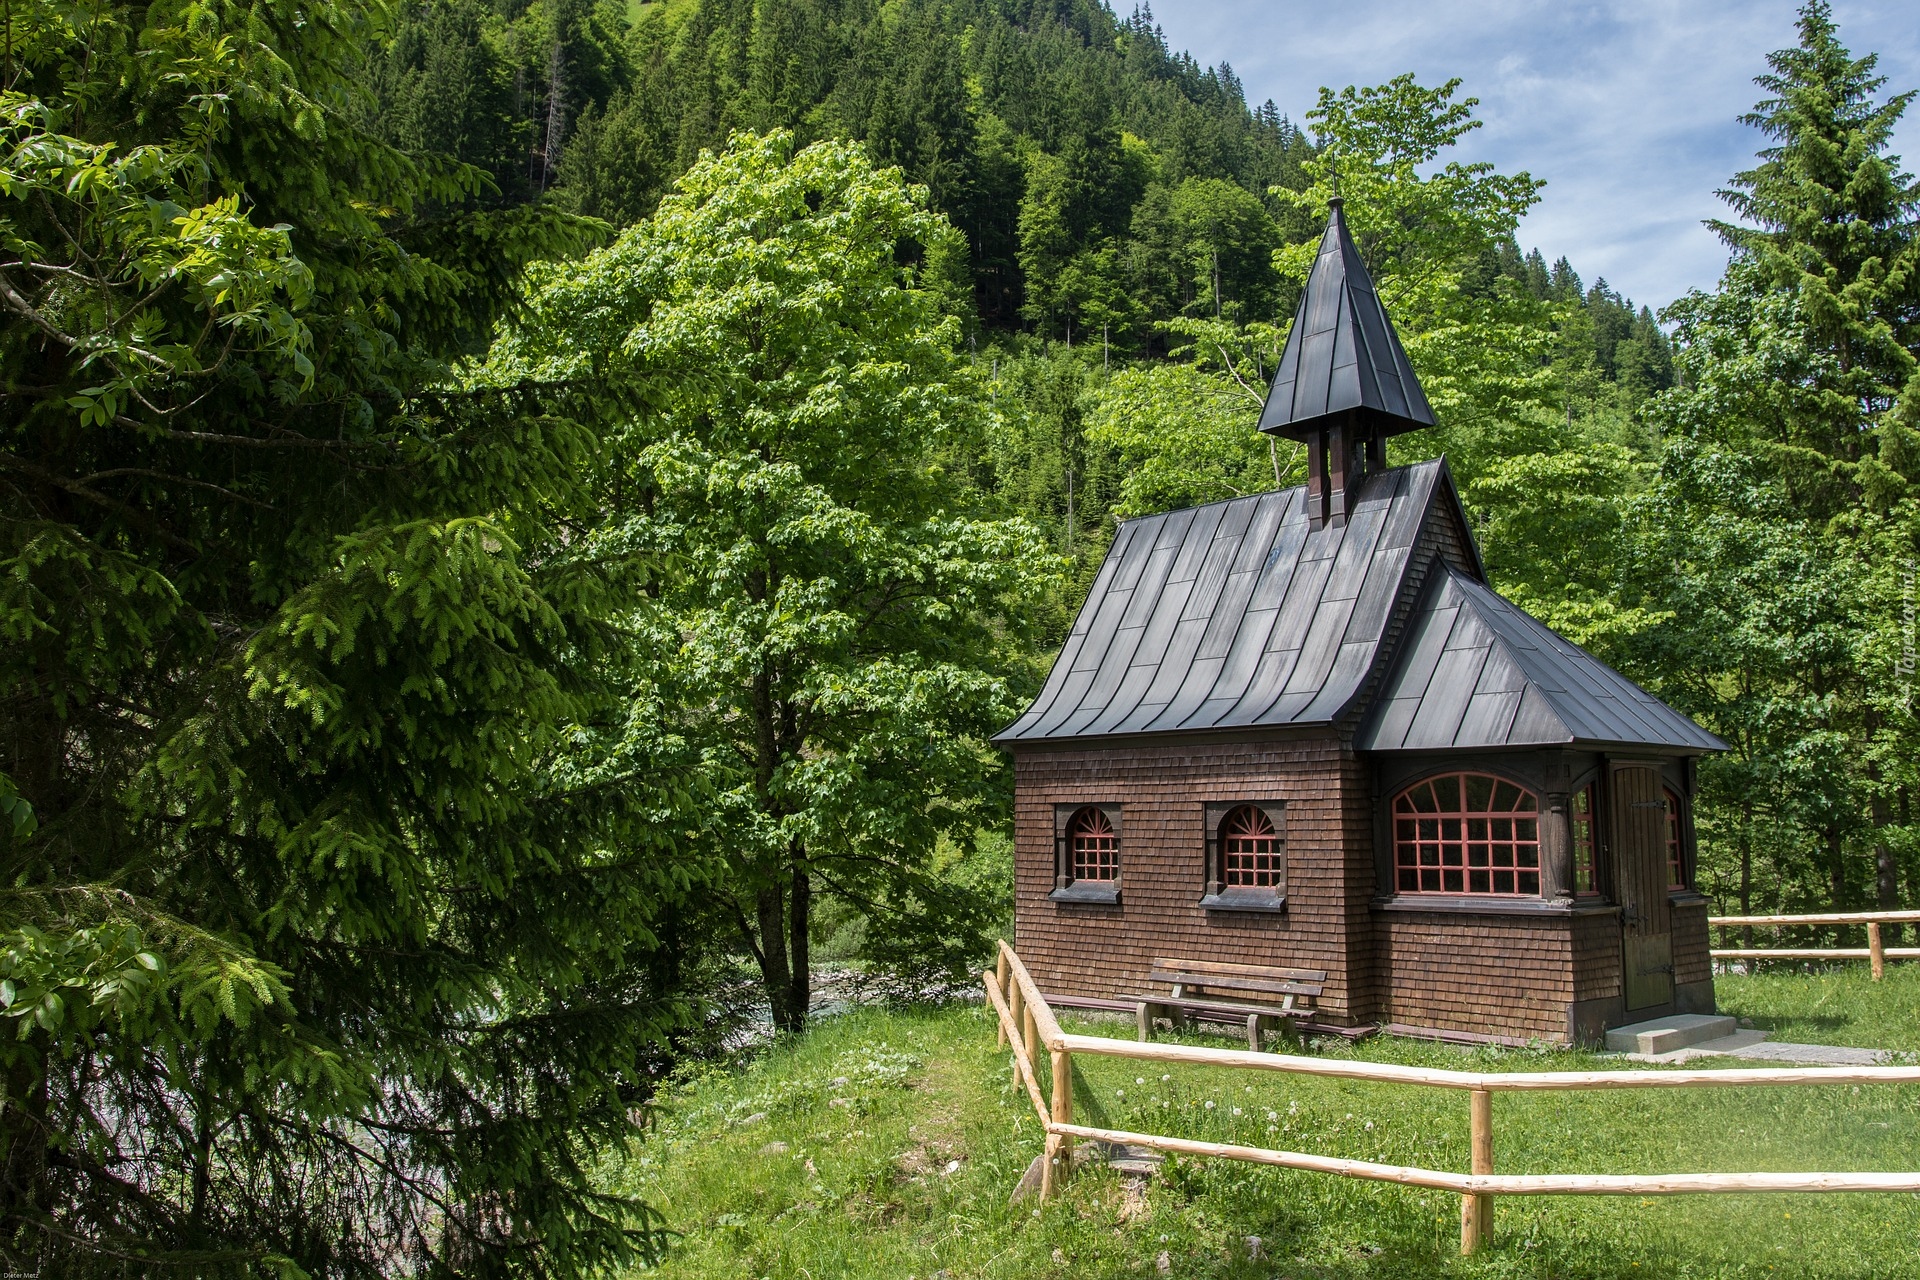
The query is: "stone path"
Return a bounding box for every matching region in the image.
[1616,1031,1891,1066]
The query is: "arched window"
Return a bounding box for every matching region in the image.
[1222,805,1283,888]
[1664,788,1686,889]
[1394,773,1541,896]
[1068,807,1118,883]
[1571,782,1600,895]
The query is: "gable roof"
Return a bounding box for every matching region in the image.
[1257,199,1436,442]
[995,459,1723,756]
[993,460,1469,744]
[1355,567,1726,753]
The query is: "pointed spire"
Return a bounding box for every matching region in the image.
[1258,198,1435,442]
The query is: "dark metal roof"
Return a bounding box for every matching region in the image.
[1356,566,1726,754]
[1257,199,1436,442]
[994,460,1462,744]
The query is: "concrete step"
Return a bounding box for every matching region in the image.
[1604,1013,1740,1055]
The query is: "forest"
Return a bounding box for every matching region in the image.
[0,0,1915,1273]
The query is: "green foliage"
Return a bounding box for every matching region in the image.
[489,132,1057,1032]
[1624,2,1920,917]
[1083,318,1296,519]
[0,0,698,1271]
[1468,444,1671,654]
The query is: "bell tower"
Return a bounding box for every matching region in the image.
[1258,198,1436,528]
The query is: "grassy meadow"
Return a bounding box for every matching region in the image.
[610,966,1920,1279]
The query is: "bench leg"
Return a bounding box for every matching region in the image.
[1169,1005,1188,1033]
[1136,1001,1153,1043]
[1246,1013,1263,1052]
[1274,1016,1300,1048]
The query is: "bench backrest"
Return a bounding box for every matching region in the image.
[1148,956,1326,1001]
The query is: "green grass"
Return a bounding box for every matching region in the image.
[1716,963,1920,1052]
[612,968,1920,1279]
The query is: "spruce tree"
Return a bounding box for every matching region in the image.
[0,0,696,1272]
[1707,0,1920,512]
[1644,0,1919,915]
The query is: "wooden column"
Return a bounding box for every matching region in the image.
[1327,418,1352,525]
[1306,428,1328,528]
[1023,1000,1039,1064]
[1541,791,1573,904]
[1460,1089,1493,1254]
[1869,922,1886,981]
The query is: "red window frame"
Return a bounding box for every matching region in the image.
[1068,807,1118,883]
[1572,782,1599,895]
[1221,805,1283,888]
[1393,773,1542,896]
[1664,788,1686,889]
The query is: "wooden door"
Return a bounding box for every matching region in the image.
[1611,764,1674,1010]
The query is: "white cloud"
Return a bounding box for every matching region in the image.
[1147,0,1920,309]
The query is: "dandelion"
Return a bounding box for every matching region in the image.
[1267,1125,1278,1134]
[1136,1077,1145,1085]
[1364,1121,1374,1131]
[1161,1074,1170,1082]
[1204,1100,1215,1110]
[1116,1090,1125,1099]
[1232,1107,1243,1116]
[1266,1110,1278,1121]
[1288,1101,1298,1115]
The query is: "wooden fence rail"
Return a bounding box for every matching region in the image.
[984,940,1920,1258]
[1709,909,1920,979]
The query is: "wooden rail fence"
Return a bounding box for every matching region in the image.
[1710,909,1920,979]
[985,940,1920,1256]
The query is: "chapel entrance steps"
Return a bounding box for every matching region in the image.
[1604,1013,1738,1055]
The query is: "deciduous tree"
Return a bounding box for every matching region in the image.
[490,132,1056,1032]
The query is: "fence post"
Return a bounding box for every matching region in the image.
[1869,922,1886,981]
[995,951,1011,1046]
[1008,980,1026,1091]
[1024,1000,1040,1065]
[1460,1089,1493,1255]
[1047,1047,1074,1199]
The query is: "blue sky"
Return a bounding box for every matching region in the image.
[1148,1,1920,313]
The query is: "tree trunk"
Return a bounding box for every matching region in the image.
[1872,791,1898,946]
[1739,801,1753,952]
[0,1049,49,1243]
[1826,825,1846,912]
[784,862,811,1034]
[539,37,566,191]
[755,885,793,1031]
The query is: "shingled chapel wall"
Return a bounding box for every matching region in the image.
[1372,912,1596,1044]
[1010,735,1376,1026]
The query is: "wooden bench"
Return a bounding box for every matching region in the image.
[1123,958,1328,1051]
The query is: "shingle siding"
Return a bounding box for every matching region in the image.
[1375,912,1577,1043]
[1012,737,1377,1025]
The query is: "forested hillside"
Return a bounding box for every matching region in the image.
[1,0,1916,1272]
[357,0,1920,965]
